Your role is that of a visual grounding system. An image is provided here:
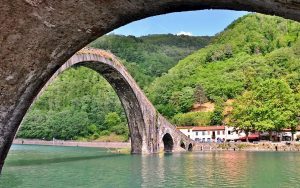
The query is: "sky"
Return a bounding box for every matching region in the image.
[111,10,249,37]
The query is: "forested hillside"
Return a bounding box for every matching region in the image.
[90,34,211,87]
[147,13,300,133]
[17,34,210,141]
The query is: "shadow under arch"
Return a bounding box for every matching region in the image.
[188,143,193,151]
[162,133,174,152]
[180,141,186,150]
[34,48,145,154]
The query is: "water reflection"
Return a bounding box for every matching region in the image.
[140,152,250,187]
[140,151,300,187]
[2,145,300,188]
[141,153,166,188]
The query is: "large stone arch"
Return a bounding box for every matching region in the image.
[34,48,147,154]
[0,47,194,173]
[1,0,300,173]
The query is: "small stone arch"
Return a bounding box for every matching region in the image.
[162,133,174,152]
[180,141,186,150]
[188,143,193,151]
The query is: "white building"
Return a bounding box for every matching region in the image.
[176,126,193,139]
[225,126,240,141]
[278,127,300,141]
[178,126,300,142]
[177,126,240,142]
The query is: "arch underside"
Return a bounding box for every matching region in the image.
[33,51,147,154]
[188,143,193,151]
[1,0,300,173]
[81,62,144,153]
[180,141,186,150]
[163,133,174,152]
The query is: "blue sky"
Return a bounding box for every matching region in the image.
[112,10,249,36]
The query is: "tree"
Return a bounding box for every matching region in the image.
[210,97,224,125]
[228,91,256,142]
[103,112,122,130]
[194,84,208,104]
[229,79,300,141]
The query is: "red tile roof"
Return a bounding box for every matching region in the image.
[176,126,193,129]
[177,126,225,131]
[192,126,225,131]
[282,126,300,131]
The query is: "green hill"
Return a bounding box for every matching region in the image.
[146,13,300,130]
[89,34,211,88]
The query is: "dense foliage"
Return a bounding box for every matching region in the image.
[18,67,129,141]
[146,14,300,129]
[229,79,300,138]
[90,34,211,88]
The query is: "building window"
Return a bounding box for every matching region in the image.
[202,131,205,135]
[228,131,231,135]
[188,129,190,132]
[217,131,220,135]
[223,131,225,135]
[196,131,198,136]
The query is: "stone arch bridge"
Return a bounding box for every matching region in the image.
[1,0,300,173]
[35,47,194,155]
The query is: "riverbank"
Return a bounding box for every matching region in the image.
[13,139,130,149]
[13,139,300,152]
[194,141,300,151]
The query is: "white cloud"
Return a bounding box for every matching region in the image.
[176,31,193,36]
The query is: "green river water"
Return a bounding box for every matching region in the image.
[1,144,300,188]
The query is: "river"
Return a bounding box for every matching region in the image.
[1,144,300,188]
